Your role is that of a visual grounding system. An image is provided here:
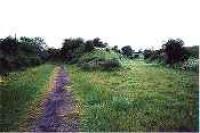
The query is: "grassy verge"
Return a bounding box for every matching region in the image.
[0,64,55,131]
[67,60,198,131]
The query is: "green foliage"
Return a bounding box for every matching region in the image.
[47,48,61,61]
[78,50,122,70]
[85,40,95,52]
[144,39,198,72]
[92,37,107,48]
[143,49,153,59]
[0,64,54,131]
[182,58,199,72]
[67,60,198,131]
[111,45,120,53]
[0,36,48,74]
[185,45,199,58]
[61,37,108,62]
[162,39,187,64]
[100,59,121,70]
[121,45,133,58]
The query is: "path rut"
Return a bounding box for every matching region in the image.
[31,66,79,132]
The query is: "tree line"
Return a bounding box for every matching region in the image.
[0,36,198,74]
[143,39,199,65]
[0,36,48,74]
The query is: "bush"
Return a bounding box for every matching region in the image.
[143,49,153,59]
[134,54,139,58]
[0,36,47,74]
[80,59,121,70]
[185,46,199,58]
[100,59,121,70]
[182,58,199,72]
[162,39,186,64]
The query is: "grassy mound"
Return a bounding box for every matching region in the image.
[78,49,122,70]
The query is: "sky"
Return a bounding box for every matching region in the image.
[0,0,199,50]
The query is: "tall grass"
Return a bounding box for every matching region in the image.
[67,60,198,131]
[0,64,55,131]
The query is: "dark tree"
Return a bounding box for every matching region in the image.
[0,36,47,74]
[121,45,133,57]
[185,45,199,58]
[93,37,107,48]
[143,49,152,59]
[0,36,18,55]
[61,38,85,60]
[85,40,94,52]
[61,38,84,53]
[111,45,120,53]
[47,48,61,61]
[162,39,186,64]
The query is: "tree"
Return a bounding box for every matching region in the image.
[111,45,120,53]
[47,48,61,61]
[85,40,94,52]
[93,37,107,48]
[162,39,186,64]
[143,49,153,59]
[0,36,47,74]
[121,45,133,57]
[185,45,199,58]
[61,38,85,60]
[0,36,18,55]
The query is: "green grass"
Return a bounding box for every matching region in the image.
[67,60,199,132]
[78,49,124,70]
[0,64,55,131]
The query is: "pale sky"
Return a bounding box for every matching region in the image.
[0,0,199,50]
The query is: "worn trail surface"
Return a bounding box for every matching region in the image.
[31,66,79,132]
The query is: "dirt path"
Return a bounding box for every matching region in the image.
[31,66,79,132]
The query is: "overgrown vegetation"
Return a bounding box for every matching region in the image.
[0,64,55,131]
[67,60,198,131]
[143,39,199,71]
[0,36,48,75]
[78,50,122,70]
[0,35,199,132]
[121,45,133,58]
[60,37,107,62]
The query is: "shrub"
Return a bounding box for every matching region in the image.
[162,39,187,64]
[134,54,139,58]
[121,45,133,58]
[185,46,199,58]
[143,49,153,59]
[182,58,199,72]
[105,48,110,52]
[100,59,121,70]
[85,40,95,52]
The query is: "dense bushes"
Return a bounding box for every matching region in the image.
[181,58,199,72]
[121,45,133,58]
[0,36,47,74]
[61,37,107,62]
[143,39,199,71]
[162,39,187,64]
[100,59,121,69]
[78,50,121,70]
[81,59,121,70]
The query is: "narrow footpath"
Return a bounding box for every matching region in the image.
[31,66,79,132]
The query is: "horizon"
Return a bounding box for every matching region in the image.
[0,0,199,51]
